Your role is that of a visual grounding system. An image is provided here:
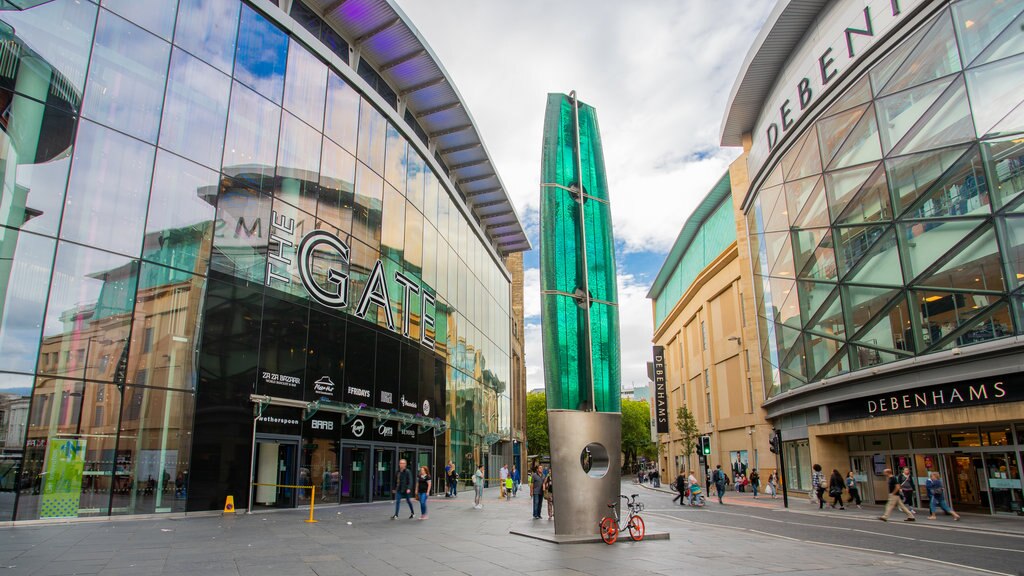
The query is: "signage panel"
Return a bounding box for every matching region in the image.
[39,439,86,519]
[652,346,669,434]
[828,374,1023,422]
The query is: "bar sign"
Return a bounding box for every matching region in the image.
[653,346,669,434]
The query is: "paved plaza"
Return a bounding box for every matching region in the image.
[0,481,1014,576]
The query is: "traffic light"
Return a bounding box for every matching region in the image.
[699,435,711,456]
[769,431,780,454]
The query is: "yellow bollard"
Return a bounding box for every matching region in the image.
[305,485,318,523]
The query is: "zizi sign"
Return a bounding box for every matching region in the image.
[266,214,437,351]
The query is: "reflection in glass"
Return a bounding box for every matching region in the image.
[384,123,407,194]
[918,227,1004,292]
[899,219,982,281]
[965,53,1024,138]
[283,39,327,131]
[40,242,138,383]
[352,162,383,250]
[357,99,386,174]
[276,112,321,215]
[0,90,76,237]
[173,0,239,74]
[102,0,179,40]
[404,203,423,274]
[128,263,206,391]
[223,82,281,186]
[84,11,170,143]
[318,137,355,236]
[952,0,1024,67]
[111,385,194,515]
[983,137,1024,209]
[406,152,425,208]
[0,228,55,373]
[159,48,231,170]
[876,76,954,155]
[380,185,405,263]
[17,379,121,520]
[61,120,155,257]
[144,150,219,276]
[324,72,360,154]
[0,0,97,96]
[211,178,272,284]
[234,4,288,105]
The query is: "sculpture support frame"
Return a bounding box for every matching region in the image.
[547,410,621,535]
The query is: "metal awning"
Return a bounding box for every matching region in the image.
[303,0,531,255]
[250,394,448,435]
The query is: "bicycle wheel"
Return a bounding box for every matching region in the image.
[628,515,645,541]
[599,517,618,544]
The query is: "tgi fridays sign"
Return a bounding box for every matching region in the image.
[828,375,1022,422]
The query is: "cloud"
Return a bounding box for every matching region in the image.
[523,269,653,393]
[396,0,773,253]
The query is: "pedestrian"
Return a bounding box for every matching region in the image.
[505,473,513,501]
[415,465,431,519]
[472,463,484,509]
[828,469,845,510]
[688,472,702,506]
[672,471,687,505]
[390,458,415,520]
[653,468,661,488]
[543,470,554,518]
[750,469,760,499]
[811,464,826,509]
[879,467,915,522]
[499,464,508,499]
[713,464,726,504]
[444,461,453,497]
[530,465,545,519]
[512,465,520,497]
[845,471,862,508]
[926,472,960,521]
[898,467,916,511]
[767,472,778,499]
[447,461,458,498]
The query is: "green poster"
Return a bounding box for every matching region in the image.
[39,438,86,519]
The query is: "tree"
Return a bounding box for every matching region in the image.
[621,398,657,470]
[526,392,549,457]
[674,406,699,473]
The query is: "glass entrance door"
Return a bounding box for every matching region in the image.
[946,454,986,512]
[372,448,394,501]
[417,449,432,494]
[849,456,872,503]
[341,445,370,503]
[253,439,297,508]
[398,448,415,473]
[985,452,1023,514]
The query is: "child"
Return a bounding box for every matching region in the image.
[505,475,514,501]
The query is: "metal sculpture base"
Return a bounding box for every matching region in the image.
[547,410,621,536]
[509,520,670,544]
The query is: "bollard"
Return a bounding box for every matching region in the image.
[306,485,318,523]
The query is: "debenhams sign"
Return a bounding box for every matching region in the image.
[828,375,1022,422]
[748,0,924,174]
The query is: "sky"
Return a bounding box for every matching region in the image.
[395,0,776,392]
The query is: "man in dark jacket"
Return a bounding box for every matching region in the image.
[897,467,916,511]
[391,459,415,519]
[672,472,687,506]
[713,465,727,504]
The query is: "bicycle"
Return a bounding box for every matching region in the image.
[599,494,645,544]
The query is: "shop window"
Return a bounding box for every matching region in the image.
[890,432,910,450]
[981,425,1013,446]
[911,431,937,448]
[863,434,890,451]
[847,436,864,452]
[939,428,983,447]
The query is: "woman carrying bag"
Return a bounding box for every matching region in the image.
[828,469,845,510]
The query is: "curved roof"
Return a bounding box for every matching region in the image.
[303,0,530,254]
[646,171,733,300]
[720,0,829,147]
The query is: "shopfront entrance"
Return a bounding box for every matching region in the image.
[252,435,299,509]
[844,424,1023,515]
[341,444,370,503]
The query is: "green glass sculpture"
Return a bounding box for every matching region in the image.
[540,92,621,413]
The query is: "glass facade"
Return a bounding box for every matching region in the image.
[747,1,1024,398]
[0,0,513,521]
[540,93,620,413]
